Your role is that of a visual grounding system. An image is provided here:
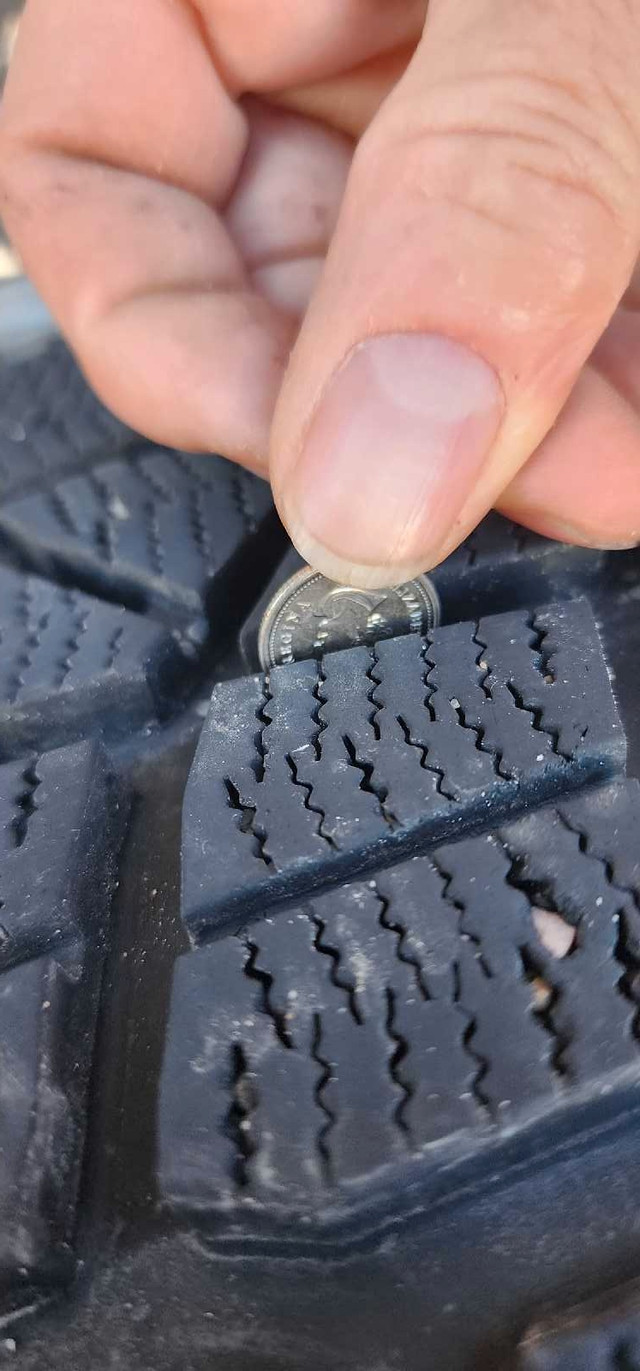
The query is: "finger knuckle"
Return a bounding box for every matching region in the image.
[360,65,639,284]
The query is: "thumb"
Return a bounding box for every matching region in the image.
[270,0,640,586]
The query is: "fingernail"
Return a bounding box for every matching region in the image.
[285,333,504,580]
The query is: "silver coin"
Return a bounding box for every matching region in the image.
[258,566,441,671]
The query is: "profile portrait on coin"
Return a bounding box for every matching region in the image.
[258,567,440,671]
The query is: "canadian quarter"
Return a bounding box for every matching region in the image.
[258,566,441,671]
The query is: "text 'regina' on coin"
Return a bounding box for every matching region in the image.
[258,566,441,672]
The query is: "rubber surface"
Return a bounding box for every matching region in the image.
[0,339,134,492]
[0,740,123,1316]
[0,564,204,758]
[3,339,640,1368]
[162,778,640,1237]
[185,598,624,931]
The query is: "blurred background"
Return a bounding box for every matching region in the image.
[0,0,22,279]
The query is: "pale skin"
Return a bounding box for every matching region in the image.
[2,1,640,588]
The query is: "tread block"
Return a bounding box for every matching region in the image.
[0,948,102,1299]
[0,443,273,625]
[434,511,604,619]
[0,740,123,1301]
[239,516,604,671]
[0,340,136,500]
[0,739,122,969]
[0,567,203,758]
[160,780,640,1226]
[183,599,625,937]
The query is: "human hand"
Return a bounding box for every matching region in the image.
[2,1,640,587]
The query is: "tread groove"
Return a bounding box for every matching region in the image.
[226,1043,258,1189]
[453,955,493,1119]
[373,880,430,1000]
[286,754,336,850]
[11,759,41,849]
[223,779,273,868]
[242,940,296,1050]
[385,987,414,1139]
[310,915,363,1024]
[311,1012,336,1179]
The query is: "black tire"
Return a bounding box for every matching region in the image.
[1,337,640,1370]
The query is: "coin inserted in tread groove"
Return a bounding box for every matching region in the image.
[258,565,441,670]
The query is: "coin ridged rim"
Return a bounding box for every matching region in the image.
[258,566,441,672]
